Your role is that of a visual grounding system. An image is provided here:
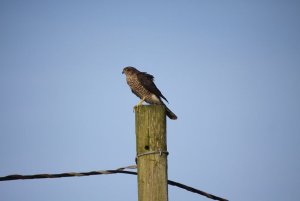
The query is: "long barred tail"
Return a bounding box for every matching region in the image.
[165,105,177,120]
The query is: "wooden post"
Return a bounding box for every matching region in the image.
[135,105,168,201]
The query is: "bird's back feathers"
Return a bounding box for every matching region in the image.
[137,72,169,103]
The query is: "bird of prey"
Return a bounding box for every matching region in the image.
[122,66,177,120]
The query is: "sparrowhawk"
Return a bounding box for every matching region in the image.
[122,66,177,120]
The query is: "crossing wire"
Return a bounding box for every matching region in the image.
[0,165,228,201]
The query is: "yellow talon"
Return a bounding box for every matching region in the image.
[134,97,145,112]
[137,97,145,106]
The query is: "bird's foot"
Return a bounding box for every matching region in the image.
[133,97,145,113]
[137,97,145,106]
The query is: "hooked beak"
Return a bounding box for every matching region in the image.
[122,69,124,74]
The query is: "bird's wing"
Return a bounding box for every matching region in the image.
[137,72,169,103]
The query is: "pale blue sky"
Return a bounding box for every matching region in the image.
[0,1,300,201]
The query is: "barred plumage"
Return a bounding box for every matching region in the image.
[122,66,177,120]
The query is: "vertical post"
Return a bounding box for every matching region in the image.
[135,105,168,201]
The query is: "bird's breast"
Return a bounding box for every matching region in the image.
[126,75,162,104]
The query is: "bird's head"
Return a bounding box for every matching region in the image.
[122,66,139,75]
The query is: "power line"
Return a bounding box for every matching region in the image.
[0,165,228,201]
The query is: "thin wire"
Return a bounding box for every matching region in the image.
[136,150,169,158]
[0,165,228,201]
